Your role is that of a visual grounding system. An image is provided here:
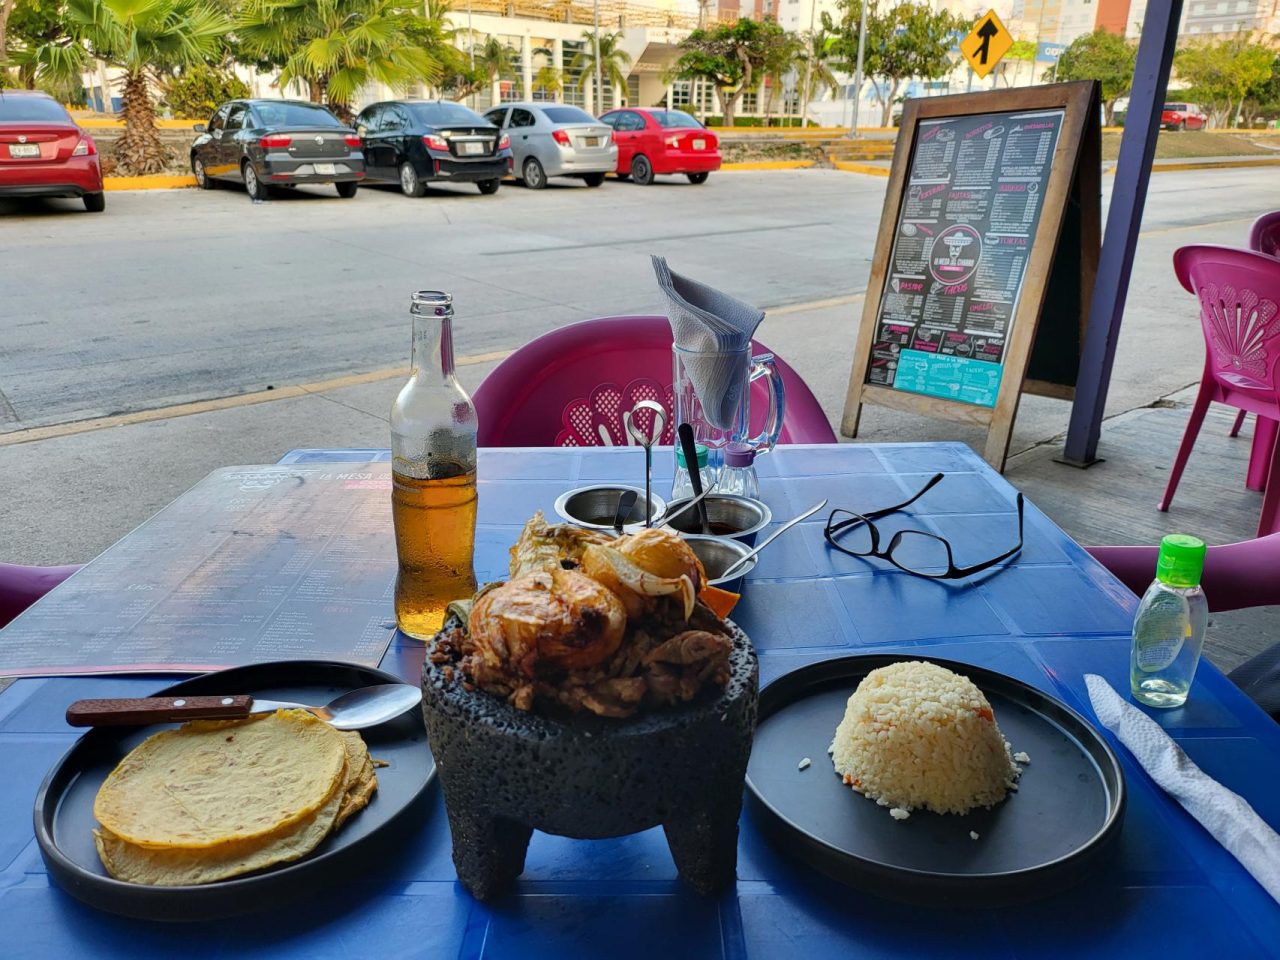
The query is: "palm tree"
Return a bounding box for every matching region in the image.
[798,30,840,125]
[569,31,631,109]
[237,0,441,119]
[24,0,229,174]
[469,36,516,105]
[533,65,562,101]
[760,31,803,126]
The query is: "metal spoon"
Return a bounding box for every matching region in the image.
[626,400,667,528]
[717,499,828,581]
[678,422,711,534]
[613,489,638,534]
[66,683,423,731]
[656,480,718,529]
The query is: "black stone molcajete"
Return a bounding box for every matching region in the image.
[421,615,759,900]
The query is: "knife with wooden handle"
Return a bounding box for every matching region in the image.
[65,694,306,727]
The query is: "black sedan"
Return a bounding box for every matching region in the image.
[356,100,511,197]
[190,99,365,200]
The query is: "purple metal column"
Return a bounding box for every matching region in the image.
[1060,0,1185,466]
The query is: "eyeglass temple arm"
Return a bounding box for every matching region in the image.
[828,472,947,531]
[950,492,1026,578]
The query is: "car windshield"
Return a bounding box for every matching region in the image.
[413,102,488,126]
[652,111,703,129]
[252,102,343,128]
[0,95,72,123]
[542,106,596,124]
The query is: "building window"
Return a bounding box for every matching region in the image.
[741,90,758,113]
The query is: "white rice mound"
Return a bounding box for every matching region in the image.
[830,660,1021,818]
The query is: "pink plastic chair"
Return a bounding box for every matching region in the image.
[0,563,82,629]
[1159,246,1280,536]
[1088,537,1280,719]
[1229,212,1280,467]
[473,316,839,447]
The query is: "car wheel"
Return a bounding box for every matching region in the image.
[477,179,501,195]
[335,181,358,198]
[399,162,426,198]
[522,157,547,190]
[83,192,106,213]
[243,161,269,201]
[582,172,605,187]
[686,172,709,185]
[614,172,630,182]
[192,156,213,190]
[631,154,654,186]
[1178,120,1187,131]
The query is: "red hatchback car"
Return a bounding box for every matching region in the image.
[1161,102,1207,131]
[599,108,720,185]
[0,90,104,211]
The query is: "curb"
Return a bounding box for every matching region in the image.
[104,174,196,191]
[1103,157,1280,176]
[720,160,815,171]
[832,161,890,177]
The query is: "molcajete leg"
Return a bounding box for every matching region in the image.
[662,795,743,895]
[443,802,533,901]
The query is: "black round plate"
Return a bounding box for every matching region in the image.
[745,654,1125,906]
[33,660,434,921]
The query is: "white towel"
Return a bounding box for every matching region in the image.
[1085,674,1280,904]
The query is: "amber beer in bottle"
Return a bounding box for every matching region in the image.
[390,291,478,639]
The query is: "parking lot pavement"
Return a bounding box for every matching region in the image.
[3,166,1279,563]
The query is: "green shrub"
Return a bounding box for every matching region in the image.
[164,65,250,120]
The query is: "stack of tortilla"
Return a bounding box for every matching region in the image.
[93,709,376,885]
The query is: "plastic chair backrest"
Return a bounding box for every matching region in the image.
[473,316,838,447]
[1172,245,1280,393]
[0,563,82,628]
[1249,210,1280,260]
[1087,533,1280,613]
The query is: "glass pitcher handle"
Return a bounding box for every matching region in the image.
[747,353,786,454]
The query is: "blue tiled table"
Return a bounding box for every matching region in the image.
[2,443,1278,957]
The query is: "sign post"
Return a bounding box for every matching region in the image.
[961,10,1014,80]
[840,81,1101,470]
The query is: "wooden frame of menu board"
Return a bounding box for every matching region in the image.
[841,81,1101,471]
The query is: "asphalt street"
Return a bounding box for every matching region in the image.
[2,166,1279,563]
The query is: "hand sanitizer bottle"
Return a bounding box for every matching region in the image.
[1130,534,1208,708]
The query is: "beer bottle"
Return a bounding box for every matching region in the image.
[390,291,478,639]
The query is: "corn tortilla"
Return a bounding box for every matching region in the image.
[95,710,347,849]
[95,724,378,885]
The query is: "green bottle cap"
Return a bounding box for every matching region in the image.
[676,443,708,469]
[1156,534,1206,587]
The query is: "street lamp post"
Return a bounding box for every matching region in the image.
[849,0,868,138]
[593,0,604,112]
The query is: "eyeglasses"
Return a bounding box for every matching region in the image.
[823,473,1024,580]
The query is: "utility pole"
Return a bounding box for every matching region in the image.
[593,0,604,112]
[468,0,476,109]
[850,0,868,138]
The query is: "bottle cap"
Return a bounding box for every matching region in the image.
[724,442,755,468]
[676,443,709,469]
[1156,534,1206,588]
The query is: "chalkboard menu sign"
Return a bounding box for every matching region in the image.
[842,83,1100,470]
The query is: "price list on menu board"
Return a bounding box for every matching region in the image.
[865,109,1065,408]
[0,464,401,677]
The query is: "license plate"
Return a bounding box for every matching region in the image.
[584,137,600,147]
[314,163,336,175]
[461,142,484,156]
[8,143,40,158]
[693,139,706,150]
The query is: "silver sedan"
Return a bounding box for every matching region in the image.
[482,102,617,189]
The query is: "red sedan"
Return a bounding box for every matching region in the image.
[0,90,105,212]
[599,108,720,185]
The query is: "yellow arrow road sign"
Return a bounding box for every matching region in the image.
[961,9,1013,79]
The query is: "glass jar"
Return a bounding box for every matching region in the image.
[672,442,716,501]
[717,442,760,499]
[390,291,478,640]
